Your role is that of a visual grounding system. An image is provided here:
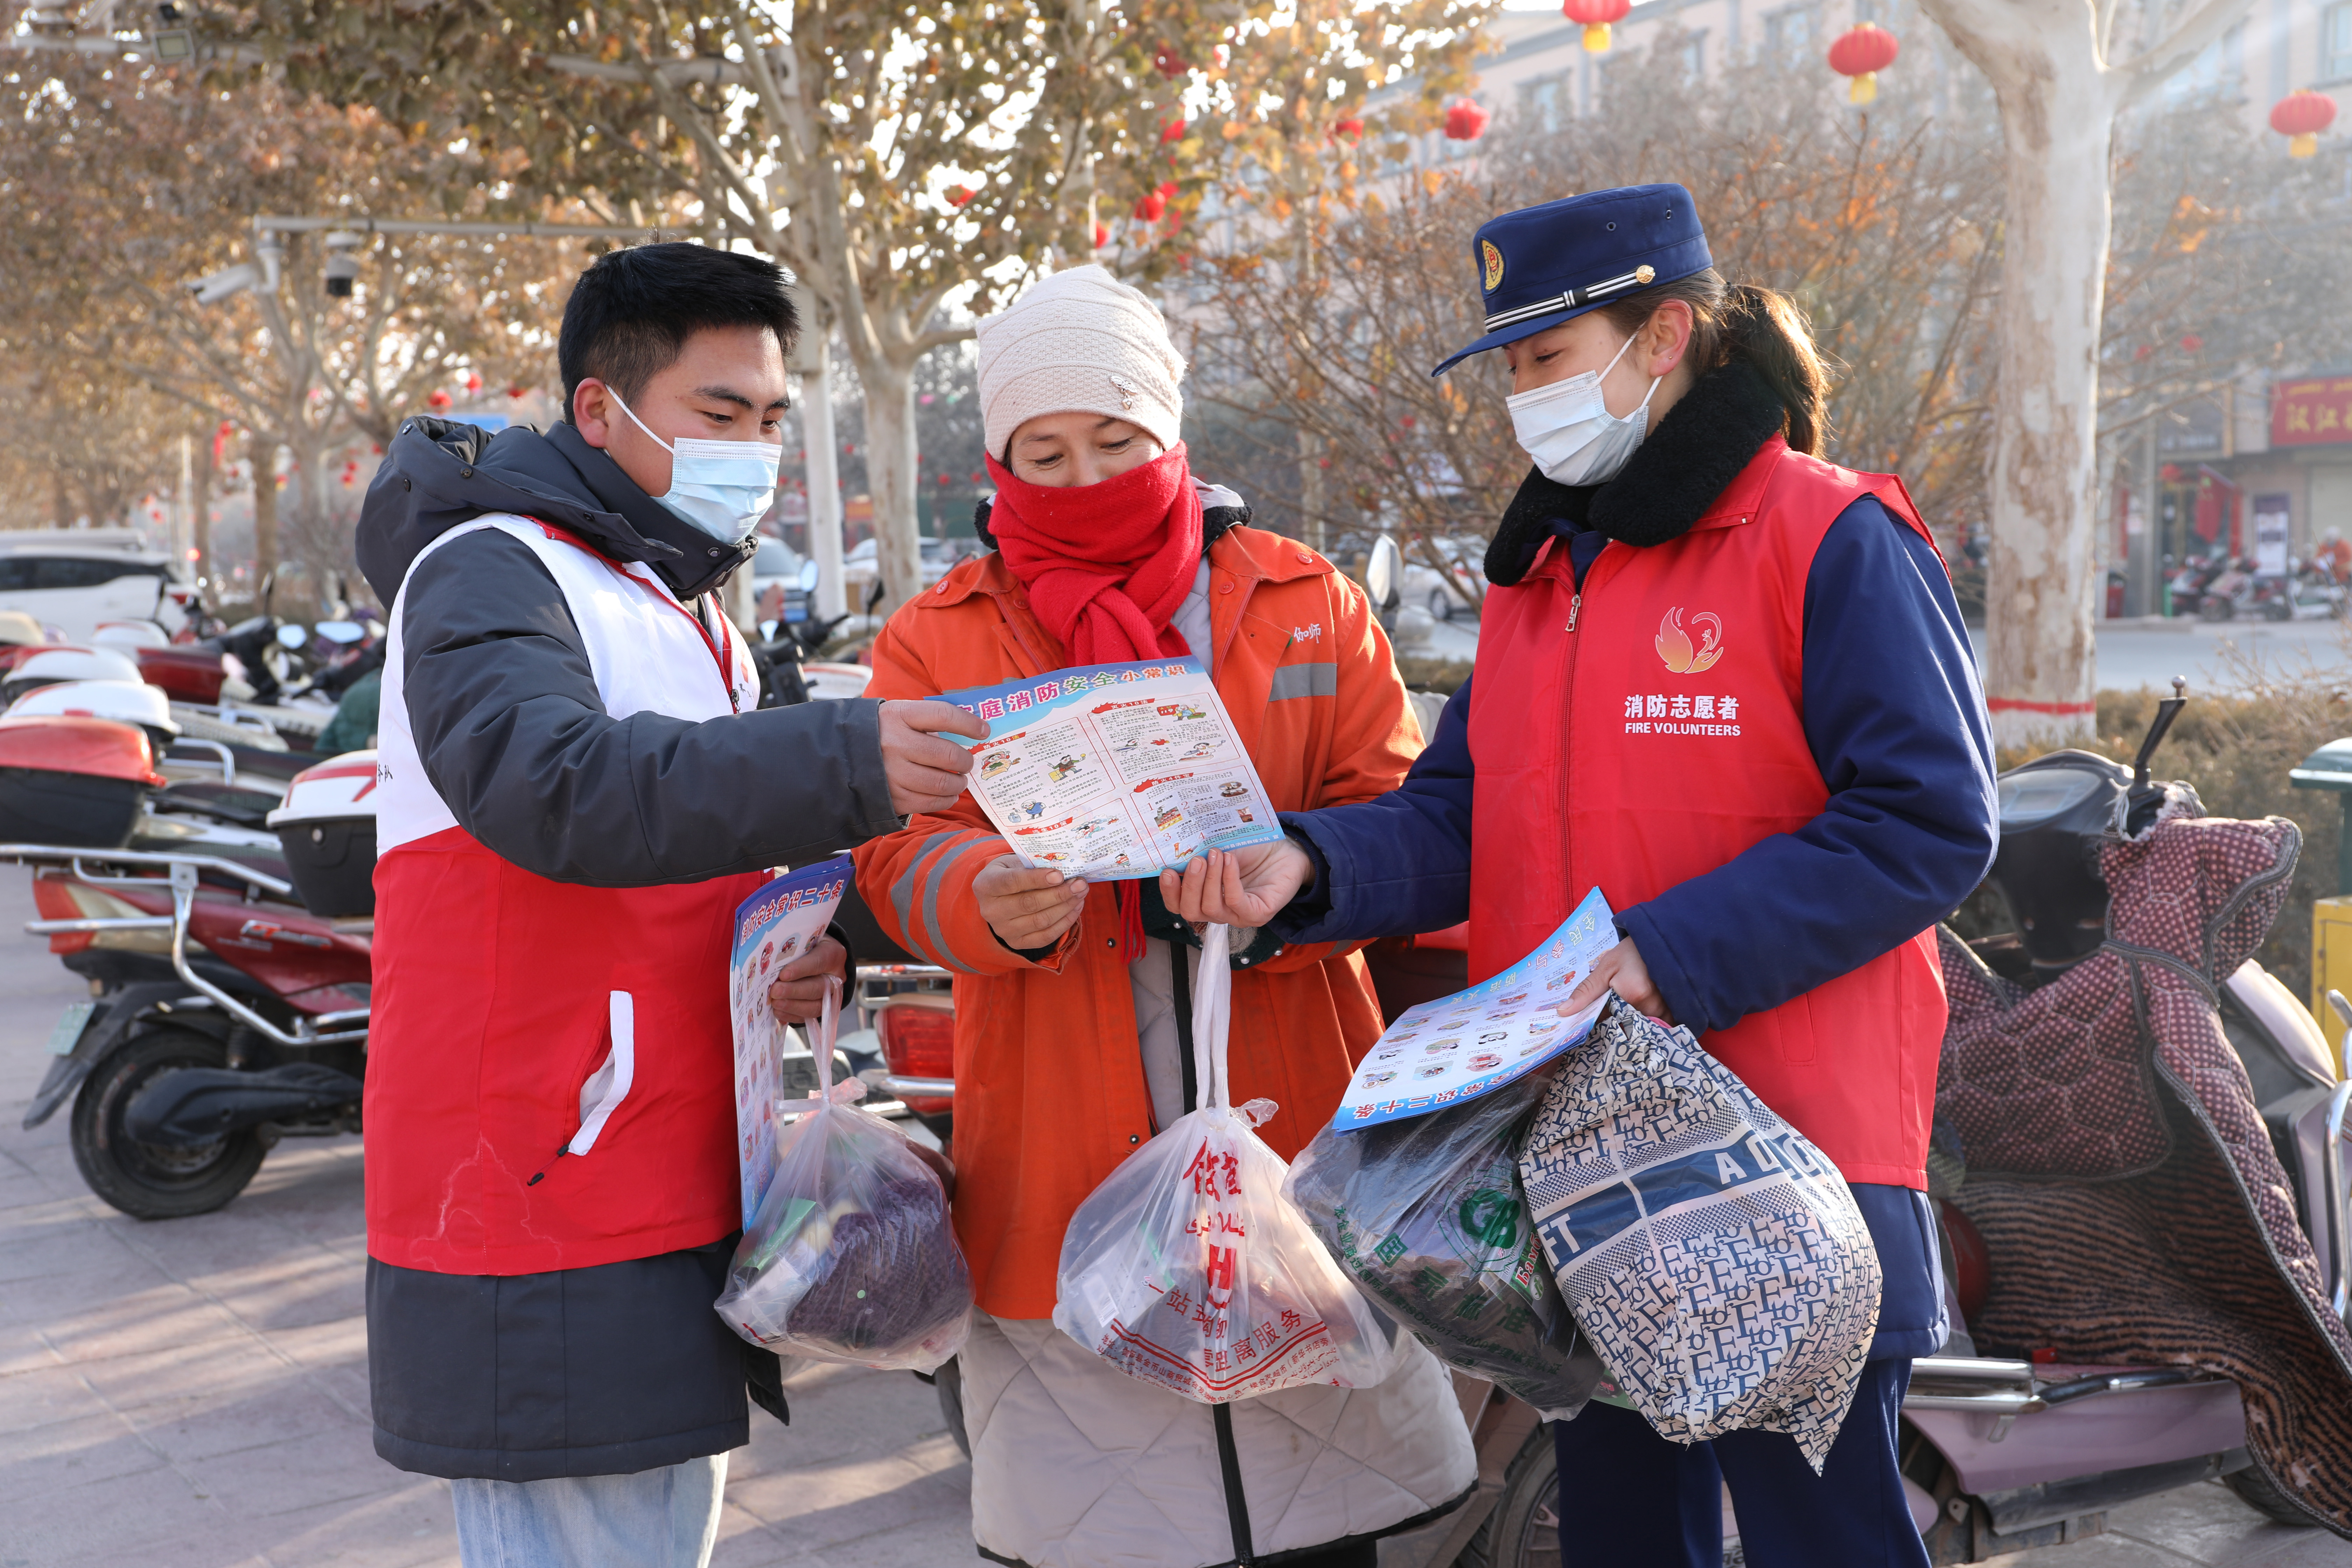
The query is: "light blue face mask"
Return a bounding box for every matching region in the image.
[607,388,782,545]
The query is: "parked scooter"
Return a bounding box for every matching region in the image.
[4,714,371,1218]
[1912,681,2352,1559]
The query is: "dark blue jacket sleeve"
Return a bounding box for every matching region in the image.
[1623,498,1997,1031]
[1270,678,1476,944]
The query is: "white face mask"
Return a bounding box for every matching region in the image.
[607,388,782,545]
[1504,330,1661,487]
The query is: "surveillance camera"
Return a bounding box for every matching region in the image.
[323,231,363,298]
[185,262,261,307]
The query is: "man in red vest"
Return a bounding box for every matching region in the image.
[1169,187,1996,1567]
[354,243,983,1566]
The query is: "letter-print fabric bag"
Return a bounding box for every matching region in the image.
[1518,1004,1881,1470]
[716,979,973,1372]
[1054,924,1392,1403]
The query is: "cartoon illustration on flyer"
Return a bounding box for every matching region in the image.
[938,658,1285,880]
[1335,888,1620,1130]
[728,857,852,1228]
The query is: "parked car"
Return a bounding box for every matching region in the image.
[1402,534,1483,622]
[841,536,972,607]
[0,531,195,642]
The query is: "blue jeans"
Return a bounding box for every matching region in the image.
[450,1454,727,1568]
[1554,1359,1927,1568]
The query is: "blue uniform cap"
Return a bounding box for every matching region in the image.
[1432,183,1713,376]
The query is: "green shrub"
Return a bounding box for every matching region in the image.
[1970,653,2352,1006]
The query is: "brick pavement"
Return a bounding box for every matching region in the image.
[4,863,2349,1567]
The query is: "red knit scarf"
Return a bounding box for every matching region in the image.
[983,443,1203,664]
[983,443,1204,962]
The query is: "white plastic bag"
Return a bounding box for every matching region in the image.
[715,979,973,1372]
[1053,924,1392,1403]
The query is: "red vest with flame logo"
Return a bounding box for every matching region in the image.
[1466,437,1946,1188]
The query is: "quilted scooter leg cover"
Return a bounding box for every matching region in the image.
[1939,814,2352,1537]
[1519,1006,1882,1471]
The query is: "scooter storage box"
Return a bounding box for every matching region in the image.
[0,715,165,849]
[266,750,378,918]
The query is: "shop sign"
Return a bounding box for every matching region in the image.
[2273,376,2352,447]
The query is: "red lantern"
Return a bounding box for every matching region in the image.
[1334,117,1364,141]
[507,385,525,399]
[1561,0,1631,52]
[1443,99,1490,141]
[2180,334,2204,353]
[945,184,975,207]
[464,371,482,395]
[1135,189,1168,222]
[1827,24,1899,104]
[427,389,452,411]
[2270,90,2336,158]
[1159,119,1186,145]
[2160,463,2183,483]
[1092,221,1109,248]
[1153,46,1187,78]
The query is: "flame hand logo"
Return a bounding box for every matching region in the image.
[1655,608,1726,673]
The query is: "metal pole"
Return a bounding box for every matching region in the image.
[254,215,702,240]
[177,432,193,571]
[2138,421,2164,616]
[799,334,848,620]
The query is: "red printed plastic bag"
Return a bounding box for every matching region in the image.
[715,979,973,1372]
[1052,924,1392,1402]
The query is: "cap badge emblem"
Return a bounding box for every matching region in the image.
[1108,374,1138,411]
[1481,239,1505,293]
[1635,264,1656,284]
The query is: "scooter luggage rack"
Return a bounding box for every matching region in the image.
[0,841,368,1052]
[1905,1355,2223,1439]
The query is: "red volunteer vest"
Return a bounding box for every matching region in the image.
[366,837,763,1273]
[1467,437,1946,1189]
[364,518,765,1275]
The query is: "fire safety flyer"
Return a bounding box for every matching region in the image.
[1336,889,1620,1130]
[728,856,851,1230]
[939,657,1286,880]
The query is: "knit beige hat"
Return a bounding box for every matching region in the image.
[975,264,1187,458]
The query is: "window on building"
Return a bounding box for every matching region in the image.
[2165,21,2244,103]
[1683,30,1708,74]
[2326,0,2352,81]
[1764,4,1816,56]
[1518,73,1570,133]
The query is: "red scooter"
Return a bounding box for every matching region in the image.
[5,711,374,1218]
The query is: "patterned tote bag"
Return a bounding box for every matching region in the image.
[1517,1004,1881,1470]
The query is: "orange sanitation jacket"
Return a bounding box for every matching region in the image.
[852,526,1422,1319]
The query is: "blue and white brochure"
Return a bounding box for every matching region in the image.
[1336,889,1619,1131]
[939,657,1285,881]
[729,856,852,1229]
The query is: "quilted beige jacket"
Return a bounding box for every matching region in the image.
[961,1312,1478,1567]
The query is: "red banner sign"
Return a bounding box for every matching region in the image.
[2273,376,2352,447]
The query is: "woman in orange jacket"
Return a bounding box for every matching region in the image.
[850,265,1475,1568]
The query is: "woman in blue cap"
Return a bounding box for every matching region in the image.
[1163,183,1997,1566]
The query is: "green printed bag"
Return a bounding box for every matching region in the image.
[1284,1073,1603,1417]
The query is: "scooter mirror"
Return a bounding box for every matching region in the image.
[800,560,820,593]
[1366,535,1402,612]
[275,623,309,651]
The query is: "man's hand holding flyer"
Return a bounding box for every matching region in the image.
[940,658,1285,880]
